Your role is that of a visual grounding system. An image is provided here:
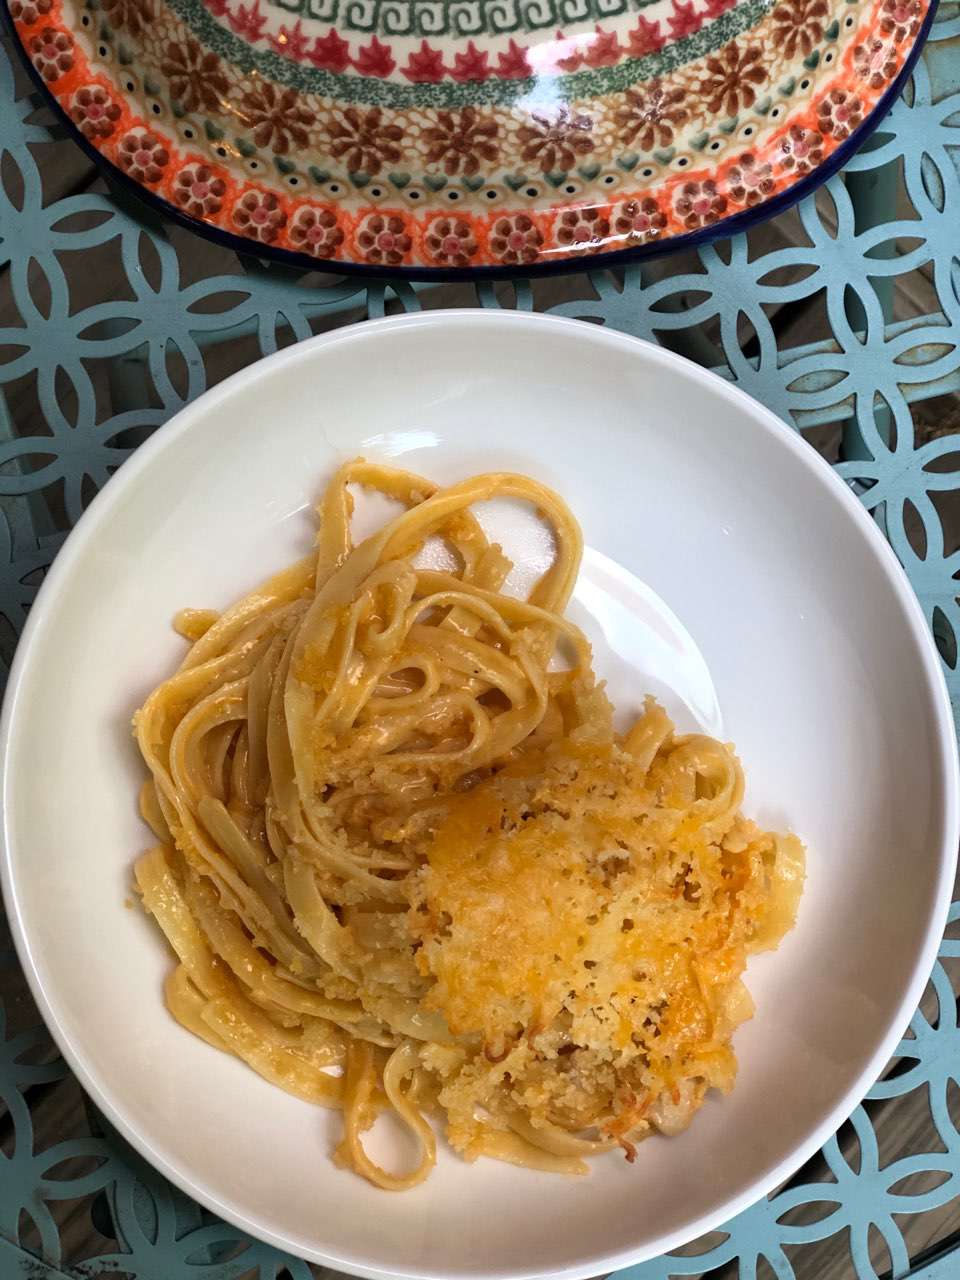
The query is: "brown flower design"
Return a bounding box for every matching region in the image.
[356,213,412,267]
[238,83,314,156]
[232,190,286,244]
[69,85,121,140]
[173,163,226,219]
[289,205,345,258]
[116,129,169,184]
[326,107,403,175]
[489,214,542,266]
[517,107,594,174]
[880,0,922,42]
[817,88,863,140]
[423,108,499,177]
[611,196,667,244]
[9,0,52,24]
[615,81,688,152]
[161,38,230,115]
[776,124,825,175]
[101,0,154,38]
[29,27,73,81]
[424,216,478,268]
[725,153,775,206]
[673,179,728,229]
[854,36,898,89]
[553,206,611,254]
[695,41,767,117]
[769,0,829,60]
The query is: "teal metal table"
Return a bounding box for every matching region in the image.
[1,9,960,1277]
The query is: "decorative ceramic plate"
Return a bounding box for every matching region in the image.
[3,0,935,276]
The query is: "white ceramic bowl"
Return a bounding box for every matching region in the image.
[2,311,957,1280]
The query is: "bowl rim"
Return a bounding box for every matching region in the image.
[2,308,958,1280]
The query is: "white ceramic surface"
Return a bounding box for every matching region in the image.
[1,311,957,1280]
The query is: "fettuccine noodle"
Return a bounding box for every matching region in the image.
[134,460,805,1189]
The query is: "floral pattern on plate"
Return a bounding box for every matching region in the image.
[5,0,932,273]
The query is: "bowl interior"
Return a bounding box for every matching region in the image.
[2,312,955,1280]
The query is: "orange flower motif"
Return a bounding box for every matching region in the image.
[161,38,230,115]
[553,206,611,254]
[116,129,169,184]
[695,40,767,117]
[424,217,478,268]
[424,108,499,177]
[237,83,314,156]
[232,190,286,243]
[489,214,542,266]
[615,80,687,152]
[673,179,727,229]
[517,107,593,174]
[325,107,403,175]
[611,197,667,244]
[289,205,344,258]
[356,213,412,266]
[29,26,73,80]
[770,0,829,60]
[69,85,122,140]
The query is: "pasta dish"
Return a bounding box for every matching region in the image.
[133,461,805,1190]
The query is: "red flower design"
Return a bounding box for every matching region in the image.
[585,25,620,68]
[489,214,542,266]
[69,84,121,139]
[172,162,226,218]
[552,30,583,74]
[817,88,863,140]
[703,0,736,15]
[289,205,344,258]
[776,124,825,174]
[308,28,351,72]
[424,216,478,268]
[880,0,922,42]
[9,0,52,24]
[854,36,898,89]
[232,190,286,243]
[496,38,532,78]
[353,35,396,77]
[673,179,728,229]
[626,16,665,56]
[116,128,169,184]
[725,152,775,206]
[611,196,667,244]
[402,40,446,82]
[204,0,229,16]
[668,0,701,40]
[553,206,611,253]
[452,41,490,81]
[356,213,412,266]
[268,21,310,60]
[227,0,267,41]
[29,26,73,80]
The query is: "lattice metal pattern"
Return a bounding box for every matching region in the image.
[0,8,959,1276]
